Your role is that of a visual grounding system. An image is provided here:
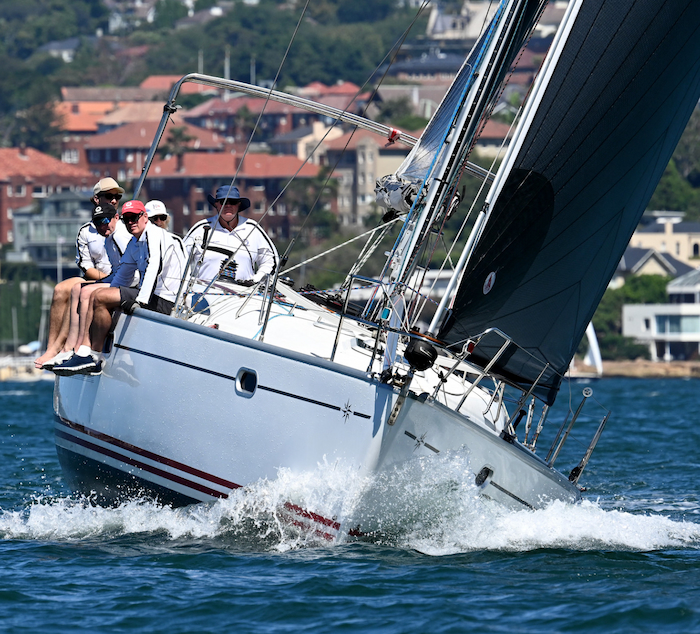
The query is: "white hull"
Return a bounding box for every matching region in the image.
[54,293,580,539]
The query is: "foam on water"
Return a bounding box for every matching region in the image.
[1,448,699,554]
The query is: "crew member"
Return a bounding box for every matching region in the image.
[184,185,278,284]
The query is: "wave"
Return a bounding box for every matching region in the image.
[1,449,699,554]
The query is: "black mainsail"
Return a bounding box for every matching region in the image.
[438,0,700,404]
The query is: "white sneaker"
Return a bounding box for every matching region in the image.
[41,350,74,370]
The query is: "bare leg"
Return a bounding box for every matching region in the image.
[88,287,122,353]
[35,277,83,367]
[64,283,106,352]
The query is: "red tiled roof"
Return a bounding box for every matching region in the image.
[185,91,366,119]
[325,128,390,151]
[323,81,362,95]
[60,86,165,102]
[185,96,310,117]
[55,101,116,133]
[98,102,175,126]
[479,119,512,139]
[140,75,218,95]
[146,152,318,179]
[85,120,224,150]
[0,147,92,180]
[238,154,319,179]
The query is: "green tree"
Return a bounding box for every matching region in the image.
[672,106,700,184]
[336,0,396,23]
[647,159,700,218]
[592,274,670,360]
[285,165,339,241]
[159,125,195,170]
[9,101,64,156]
[0,261,43,352]
[152,0,188,31]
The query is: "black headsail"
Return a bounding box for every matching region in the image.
[438,0,700,404]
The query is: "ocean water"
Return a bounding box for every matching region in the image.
[1,377,699,632]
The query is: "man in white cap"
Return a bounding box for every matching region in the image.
[146,199,170,231]
[35,178,126,369]
[184,185,278,284]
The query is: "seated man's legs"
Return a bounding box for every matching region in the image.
[62,282,108,354]
[35,276,85,368]
[88,287,126,355]
[53,286,122,375]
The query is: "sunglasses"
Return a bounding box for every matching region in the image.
[95,216,112,226]
[121,212,144,223]
[150,215,168,222]
[99,192,122,201]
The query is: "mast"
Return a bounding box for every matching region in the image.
[387,0,541,293]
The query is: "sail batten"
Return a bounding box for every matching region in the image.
[439,0,700,404]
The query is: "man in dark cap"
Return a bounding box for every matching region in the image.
[35,179,126,369]
[184,185,278,283]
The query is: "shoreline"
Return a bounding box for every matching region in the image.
[601,360,700,378]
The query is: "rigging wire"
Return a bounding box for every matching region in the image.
[192,0,431,285]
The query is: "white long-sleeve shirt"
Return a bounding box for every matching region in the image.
[75,222,109,275]
[184,216,278,283]
[110,224,186,303]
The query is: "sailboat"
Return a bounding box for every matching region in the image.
[52,0,700,539]
[569,322,603,381]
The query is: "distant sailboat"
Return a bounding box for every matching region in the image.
[570,322,603,381]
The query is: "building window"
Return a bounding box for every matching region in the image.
[644,318,650,331]
[32,185,46,198]
[277,203,286,216]
[254,201,264,213]
[676,242,681,255]
[196,201,206,215]
[656,315,700,334]
[7,209,13,219]
[694,243,699,257]
[183,203,190,216]
[62,149,79,164]
[150,179,164,191]
[118,149,126,161]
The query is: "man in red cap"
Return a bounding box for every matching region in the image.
[55,200,186,375]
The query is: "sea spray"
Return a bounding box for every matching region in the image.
[2,448,699,554]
